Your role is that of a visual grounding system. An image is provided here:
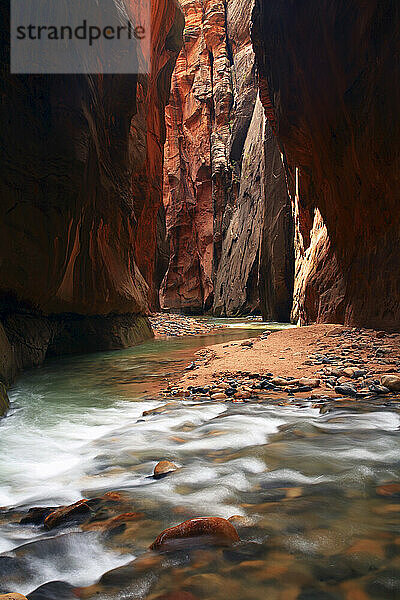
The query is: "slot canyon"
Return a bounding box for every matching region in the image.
[0,2,400,600]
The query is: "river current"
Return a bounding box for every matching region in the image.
[0,319,399,599]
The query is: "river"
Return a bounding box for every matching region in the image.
[0,319,399,599]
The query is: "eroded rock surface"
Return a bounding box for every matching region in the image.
[252,0,400,330]
[0,0,183,380]
[162,0,293,318]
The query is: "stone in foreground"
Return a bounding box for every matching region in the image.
[150,517,240,551]
[0,595,28,600]
[153,460,178,479]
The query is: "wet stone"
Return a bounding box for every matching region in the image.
[150,517,240,552]
[26,581,76,600]
[297,587,343,600]
[367,568,400,599]
[222,541,266,563]
[334,384,358,397]
[154,460,179,479]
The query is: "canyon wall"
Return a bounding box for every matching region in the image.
[161,0,294,318]
[252,0,400,330]
[0,0,183,384]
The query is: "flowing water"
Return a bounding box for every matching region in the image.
[0,320,399,599]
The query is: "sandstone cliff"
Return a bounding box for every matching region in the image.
[0,0,183,384]
[252,0,400,330]
[161,0,294,318]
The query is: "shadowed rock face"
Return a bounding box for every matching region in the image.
[162,0,294,318]
[252,0,400,330]
[0,0,183,382]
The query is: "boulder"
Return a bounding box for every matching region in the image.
[44,499,99,530]
[150,517,239,551]
[381,375,400,392]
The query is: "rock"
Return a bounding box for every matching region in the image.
[153,460,178,479]
[26,581,76,600]
[252,0,400,330]
[0,382,9,418]
[367,568,400,599]
[20,507,56,525]
[369,384,390,395]
[44,499,100,530]
[298,377,320,388]
[381,375,400,391]
[334,384,358,397]
[211,393,228,400]
[376,483,400,497]
[342,367,357,378]
[0,595,28,600]
[149,517,240,551]
[234,391,251,399]
[0,0,184,378]
[271,377,288,386]
[161,0,293,319]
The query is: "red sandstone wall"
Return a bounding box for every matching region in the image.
[252,0,400,330]
[0,0,183,379]
[0,0,183,317]
[161,0,294,317]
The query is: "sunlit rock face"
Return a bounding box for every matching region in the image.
[0,0,183,381]
[161,0,294,317]
[252,0,400,330]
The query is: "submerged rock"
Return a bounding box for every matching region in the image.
[150,517,240,551]
[0,382,9,418]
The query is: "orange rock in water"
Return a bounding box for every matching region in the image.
[0,595,29,600]
[44,499,94,530]
[154,460,178,478]
[376,483,400,497]
[150,517,240,551]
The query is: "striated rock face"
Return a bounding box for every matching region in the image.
[0,0,183,382]
[161,0,229,313]
[252,0,400,330]
[161,0,294,317]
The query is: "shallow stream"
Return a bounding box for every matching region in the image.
[0,319,399,599]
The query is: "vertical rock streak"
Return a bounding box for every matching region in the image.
[162,0,294,318]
